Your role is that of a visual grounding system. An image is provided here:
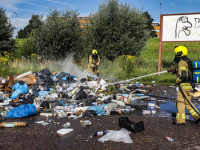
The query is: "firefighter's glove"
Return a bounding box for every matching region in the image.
[176,78,182,84]
[167,68,177,74]
[93,64,97,70]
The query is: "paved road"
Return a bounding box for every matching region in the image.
[1,114,200,150]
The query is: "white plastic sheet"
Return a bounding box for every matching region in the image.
[98,128,133,143]
[57,128,73,136]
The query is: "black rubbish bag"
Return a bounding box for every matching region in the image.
[57,72,70,79]
[40,101,50,109]
[118,117,145,133]
[82,110,97,117]
[44,76,54,85]
[36,78,45,85]
[75,90,87,100]
[57,79,67,86]
[80,78,87,83]
[39,68,52,75]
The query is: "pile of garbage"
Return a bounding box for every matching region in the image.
[2,69,182,143]
[0,68,158,119]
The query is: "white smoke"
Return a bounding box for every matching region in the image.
[53,54,94,79]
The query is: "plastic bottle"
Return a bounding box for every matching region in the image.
[80,120,92,126]
[70,85,80,96]
[0,122,26,128]
[143,110,151,115]
[68,115,75,119]
[93,130,108,136]
[132,93,145,96]
[164,136,174,142]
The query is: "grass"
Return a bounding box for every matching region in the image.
[7,38,200,86]
[8,59,62,76]
[98,38,200,85]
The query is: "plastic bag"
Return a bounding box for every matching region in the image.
[38,91,49,96]
[75,90,87,100]
[104,103,118,111]
[57,129,73,136]
[99,79,108,90]
[39,68,52,75]
[10,83,29,100]
[87,105,105,115]
[69,75,76,78]
[98,128,133,143]
[87,81,98,87]
[6,104,36,118]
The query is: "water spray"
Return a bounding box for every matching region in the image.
[81,70,168,87]
[107,70,168,85]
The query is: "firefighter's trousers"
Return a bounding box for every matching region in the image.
[87,66,99,75]
[176,90,200,124]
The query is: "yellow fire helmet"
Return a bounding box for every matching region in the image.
[92,49,97,54]
[174,46,188,57]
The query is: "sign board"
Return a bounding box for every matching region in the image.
[158,12,200,72]
[162,13,200,41]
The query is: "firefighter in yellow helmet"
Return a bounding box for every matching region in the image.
[172,46,200,125]
[87,49,100,76]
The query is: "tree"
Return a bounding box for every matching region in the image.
[31,7,83,60]
[0,7,16,53]
[143,11,157,38]
[18,29,26,39]
[18,14,43,39]
[84,0,150,60]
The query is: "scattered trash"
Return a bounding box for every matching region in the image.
[57,128,73,137]
[98,128,133,143]
[48,119,55,123]
[118,117,145,133]
[6,104,36,118]
[164,136,174,142]
[0,68,184,145]
[80,120,92,127]
[35,121,49,126]
[63,122,71,128]
[87,105,105,115]
[40,112,53,116]
[152,110,156,114]
[143,110,151,115]
[0,122,26,128]
[93,130,108,136]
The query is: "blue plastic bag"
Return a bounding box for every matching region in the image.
[87,105,105,115]
[10,83,29,100]
[93,77,97,81]
[59,100,66,106]
[38,91,49,96]
[61,77,67,80]
[52,73,60,79]
[121,94,129,97]
[6,104,36,118]
[69,75,76,78]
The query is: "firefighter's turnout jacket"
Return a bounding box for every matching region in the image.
[176,60,200,124]
[87,55,100,75]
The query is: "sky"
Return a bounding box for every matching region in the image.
[0,0,200,38]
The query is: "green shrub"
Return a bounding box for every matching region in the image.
[31,7,83,60]
[16,38,36,58]
[84,0,150,60]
